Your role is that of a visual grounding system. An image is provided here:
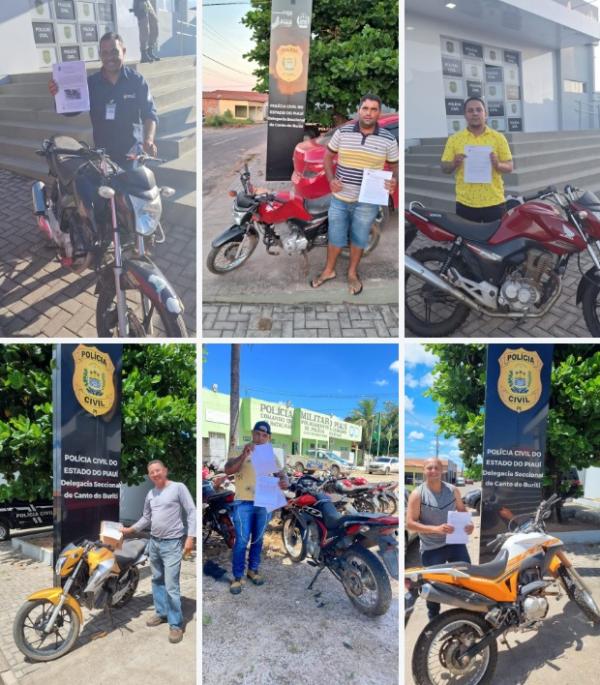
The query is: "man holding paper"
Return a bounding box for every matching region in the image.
[310,94,399,296]
[441,96,513,223]
[406,457,474,620]
[224,421,289,595]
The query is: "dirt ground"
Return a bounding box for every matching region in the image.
[202,513,399,685]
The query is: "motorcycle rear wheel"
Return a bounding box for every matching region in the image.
[412,609,497,685]
[340,544,391,617]
[281,517,306,562]
[111,567,140,608]
[13,599,80,662]
[405,246,471,336]
[206,231,259,274]
[559,565,600,623]
[355,496,376,513]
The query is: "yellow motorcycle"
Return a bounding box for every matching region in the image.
[13,533,148,661]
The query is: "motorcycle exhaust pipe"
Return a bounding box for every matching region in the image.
[32,181,54,240]
[422,582,495,613]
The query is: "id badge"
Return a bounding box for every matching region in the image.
[105,102,116,120]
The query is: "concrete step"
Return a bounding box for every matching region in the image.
[162,189,196,231]
[0,119,92,143]
[406,189,455,214]
[0,153,48,180]
[154,148,196,193]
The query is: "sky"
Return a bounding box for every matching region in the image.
[404,343,464,468]
[203,344,399,418]
[202,1,258,91]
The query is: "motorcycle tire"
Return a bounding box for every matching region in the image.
[405,246,471,336]
[580,284,600,337]
[281,517,306,562]
[559,565,600,623]
[13,599,80,662]
[206,230,259,274]
[340,207,386,259]
[412,609,497,685]
[111,567,139,608]
[355,496,377,513]
[340,544,391,617]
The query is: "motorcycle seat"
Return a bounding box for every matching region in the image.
[114,538,148,569]
[205,490,233,505]
[314,495,395,529]
[335,481,371,495]
[428,548,509,579]
[49,135,89,188]
[420,209,501,241]
[304,194,331,218]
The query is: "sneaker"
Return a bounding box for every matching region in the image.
[169,627,183,643]
[247,569,265,586]
[230,578,243,594]
[146,614,167,627]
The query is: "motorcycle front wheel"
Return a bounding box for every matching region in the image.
[405,246,471,336]
[559,565,600,623]
[412,609,497,685]
[281,517,306,562]
[340,544,391,617]
[13,599,80,662]
[206,231,259,274]
[580,283,600,336]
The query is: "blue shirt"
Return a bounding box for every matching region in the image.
[87,66,158,164]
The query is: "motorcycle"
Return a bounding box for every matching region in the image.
[13,532,148,662]
[202,476,236,549]
[405,494,600,685]
[32,135,187,337]
[405,184,600,336]
[206,164,384,274]
[281,475,399,617]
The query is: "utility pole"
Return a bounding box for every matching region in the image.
[376,412,381,457]
[228,344,240,457]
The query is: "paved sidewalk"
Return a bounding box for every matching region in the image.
[0,541,196,684]
[0,169,196,337]
[406,234,592,338]
[202,302,399,337]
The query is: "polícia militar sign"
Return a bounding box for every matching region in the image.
[479,345,553,561]
[266,0,313,180]
[53,344,122,569]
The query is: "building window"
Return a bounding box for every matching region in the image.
[157,0,175,11]
[235,105,248,119]
[405,473,414,485]
[564,79,586,94]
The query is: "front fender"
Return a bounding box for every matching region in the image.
[27,587,83,624]
[576,266,600,305]
[211,224,254,249]
[123,258,184,317]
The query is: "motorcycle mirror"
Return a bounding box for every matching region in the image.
[98,186,115,199]
[160,186,175,198]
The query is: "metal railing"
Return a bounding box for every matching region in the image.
[176,18,196,56]
[552,0,599,22]
[575,100,600,128]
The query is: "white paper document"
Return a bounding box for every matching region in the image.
[251,443,278,476]
[53,60,90,114]
[445,511,473,545]
[463,145,492,184]
[100,520,123,542]
[254,475,287,513]
[358,168,393,205]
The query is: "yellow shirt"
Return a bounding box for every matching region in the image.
[441,126,512,208]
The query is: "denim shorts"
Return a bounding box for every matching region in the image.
[328,196,380,249]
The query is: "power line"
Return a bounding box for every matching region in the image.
[202,53,255,76]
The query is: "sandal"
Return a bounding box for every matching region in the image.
[348,274,363,296]
[310,271,336,288]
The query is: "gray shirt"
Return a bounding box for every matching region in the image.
[416,481,457,553]
[132,481,196,539]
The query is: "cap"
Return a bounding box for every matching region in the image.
[253,421,271,435]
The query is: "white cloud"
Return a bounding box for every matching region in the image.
[404,395,414,412]
[449,448,462,458]
[389,360,400,373]
[374,379,389,386]
[409,430,424,441]
[405,344,438,369]
[405,373,419,389]
[419,372,435,388]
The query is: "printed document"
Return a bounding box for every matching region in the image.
[358,169,393,205]
[463,145,492,184]
[53,60,90,114]
[251,443,278,476]
[445,511,473,545]
[254,475,287,512]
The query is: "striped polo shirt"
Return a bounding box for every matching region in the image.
[328,120,399,202]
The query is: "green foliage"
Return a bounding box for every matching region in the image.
[242,0,399,124]
[425,344,600,493]
[204,110,255,127]
[346,398,399,459]
[464,464,482,481]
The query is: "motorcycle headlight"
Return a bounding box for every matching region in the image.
[130,194,162,236]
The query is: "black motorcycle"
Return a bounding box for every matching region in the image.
[202,478,235,549]
[32,136,187,337]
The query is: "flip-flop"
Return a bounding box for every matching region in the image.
[348,275,363,296]
[310,272,336,288]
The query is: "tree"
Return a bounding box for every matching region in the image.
[425,344,600,495]
[242,0,399,124]
[347,398,377,461]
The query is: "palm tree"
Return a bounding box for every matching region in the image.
[347,399,378,459]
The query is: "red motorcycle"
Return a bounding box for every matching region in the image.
[405,185,600,336]
[206,164,383,273]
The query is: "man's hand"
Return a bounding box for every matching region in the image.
[48,78,59,97]
[453,153,466,170]
[241,443,254,461]
[464,523,474,535]
[120,525,134,536]
[143,139,157,157]
[490,152,501,170]
[183,536,195,556]
[384,177,397,194]
[329,177,343,193]
[436,523,454,535]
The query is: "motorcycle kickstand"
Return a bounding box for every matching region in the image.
[307,566,325,591]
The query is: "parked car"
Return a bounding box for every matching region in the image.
[291,112,400,209]
[456,476,465,486]
[0,500,53,541]
[368,456,399,475]
[462,489,481,514]
[288,448,353,477]
[405,490,418,551]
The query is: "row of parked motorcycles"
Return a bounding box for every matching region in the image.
[202,468,399,617]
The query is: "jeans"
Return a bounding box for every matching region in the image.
[231,500,271,580]
[328,195,380,249]
[148,536,184,628]
[421,544,471,620]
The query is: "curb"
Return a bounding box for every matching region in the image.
[11,534,52,566]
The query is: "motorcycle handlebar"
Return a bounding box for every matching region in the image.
[522,186,557,202]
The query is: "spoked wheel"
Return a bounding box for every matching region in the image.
[111,567,139,608]
[405,246,471,336]
[13,599,80,662]
[559,565,600,623]
[96,280,187,337]
[412,610,497,685]
[340,544,391,617]
[206,231,258,274]
[355,496,376,513]
[281,517,306,562]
